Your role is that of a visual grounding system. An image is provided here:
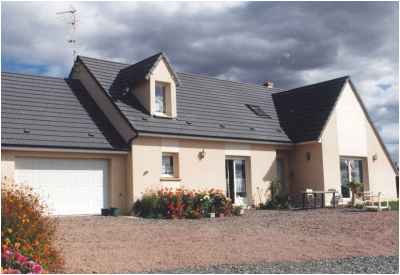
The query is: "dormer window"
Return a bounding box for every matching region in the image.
[121,53,178,118]
[155,82,167,114]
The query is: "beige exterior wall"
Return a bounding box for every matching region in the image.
[318,81,397,199]
[365,122,397,198]
[288,142,324,193]
[336,83,368,157]
[321,110,341,192]
[128,136,285,207]
[1,149,130,212]
[133,80,151,112]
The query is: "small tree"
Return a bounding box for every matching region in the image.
[349,181,363,207]
[264,178,288,209]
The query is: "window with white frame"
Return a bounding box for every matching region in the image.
[162,153,178,177]
[155,82,167,114]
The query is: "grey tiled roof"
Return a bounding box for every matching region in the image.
[78,56,292,143]
[272,76,349,143]
[1,72,128,150]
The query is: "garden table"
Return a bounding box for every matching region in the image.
[301,190,337,209]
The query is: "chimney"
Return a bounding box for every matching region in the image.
[263,80,274,88]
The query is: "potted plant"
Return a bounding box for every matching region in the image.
[349,181,363,207]
[110,207,120,217]
[209,205,216,218]
[101,208,110,216]
[233,205,243,216]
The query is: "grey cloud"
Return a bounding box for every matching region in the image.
[2,1,398,160]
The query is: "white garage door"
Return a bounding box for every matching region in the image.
[15,158,108,215]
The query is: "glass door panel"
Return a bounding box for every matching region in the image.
[234,159,246,197]
[351,160,363,183]
[340,159,350,198]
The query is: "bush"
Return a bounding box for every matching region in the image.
[132,188,232,219]
[259,178,289,209]
[232,205,243,216]
[389,200,399,211]
[1,179,63,273]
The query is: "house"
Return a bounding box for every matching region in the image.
[1,52,397,215]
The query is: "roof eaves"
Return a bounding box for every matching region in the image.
[137,130,293,145]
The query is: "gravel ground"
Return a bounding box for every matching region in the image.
[54,209,398,273]
[158,256,399,274]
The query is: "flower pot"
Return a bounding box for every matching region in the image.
[210,212,216,218]
[101,208,110,216]
[110,207,120,217]
[240,208,244,215]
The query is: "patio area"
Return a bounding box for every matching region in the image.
[54,209,398,273]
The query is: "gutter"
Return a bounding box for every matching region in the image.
[2,146,129,155]
[137,131,294,146]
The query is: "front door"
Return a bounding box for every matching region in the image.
[340,158,363,198]
[225,158,247,205]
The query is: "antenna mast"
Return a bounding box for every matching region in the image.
[56,6,78,61]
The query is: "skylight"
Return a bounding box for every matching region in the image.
[246,104,271,118]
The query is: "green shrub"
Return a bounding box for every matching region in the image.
[232,205,243,216]
[389,200,399,211]
[259,178,289,209]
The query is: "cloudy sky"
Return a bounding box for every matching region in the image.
[2,1,399,161]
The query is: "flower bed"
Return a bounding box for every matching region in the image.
[1,179,64,273]
[2,248,43,274]
[132,188,233,219]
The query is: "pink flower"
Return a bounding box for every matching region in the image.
[15,252,28,263]
[2,249,13,260]
[31,263,43,274]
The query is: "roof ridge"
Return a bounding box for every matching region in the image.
[78,54,284,90]
[78,55,131,66]
[119,52,163,72]
[274,76,349,95]
[177,71,284,91]
[1,71,66,81]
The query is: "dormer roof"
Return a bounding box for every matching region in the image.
[117,52,180,86]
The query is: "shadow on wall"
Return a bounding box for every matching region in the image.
[254,159,277,205]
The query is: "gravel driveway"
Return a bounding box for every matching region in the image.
[55,209,398,273]
[159,256,399,274]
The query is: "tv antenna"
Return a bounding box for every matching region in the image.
[56,6,78,61]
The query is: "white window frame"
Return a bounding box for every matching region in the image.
[155,82,168,115]
[161,152,178,178]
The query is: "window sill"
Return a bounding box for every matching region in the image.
[160,177,181,182]
[153,113,172,119]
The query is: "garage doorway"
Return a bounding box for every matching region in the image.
[15,158,108,215]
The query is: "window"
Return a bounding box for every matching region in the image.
[155,82,167,114]
[245,104,271,118]
[161,153,178,178]
[340,158,364,198]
